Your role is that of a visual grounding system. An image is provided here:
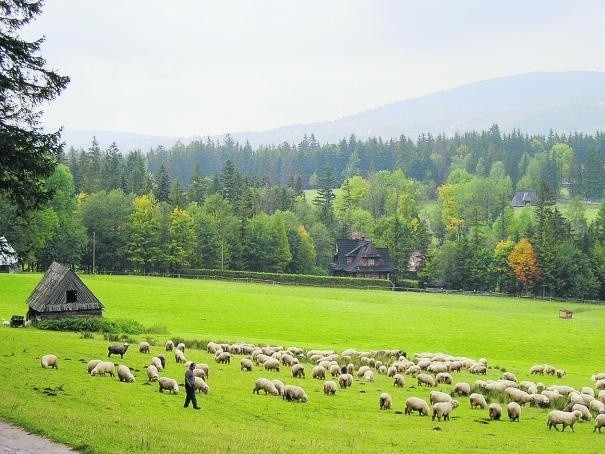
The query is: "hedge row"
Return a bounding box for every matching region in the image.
[37,317,146,334]
[180,269,396,290]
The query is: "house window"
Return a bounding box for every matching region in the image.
[66,290,77,303]
[367,258,375,266]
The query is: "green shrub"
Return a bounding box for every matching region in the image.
[37,317,145,335]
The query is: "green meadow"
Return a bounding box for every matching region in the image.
[1,273,605,453]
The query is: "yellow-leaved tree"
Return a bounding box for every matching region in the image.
[507,238,541,295]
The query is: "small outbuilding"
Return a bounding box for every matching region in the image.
[26,262,104,322]
[511,191,537,207]
[559,309,573,319]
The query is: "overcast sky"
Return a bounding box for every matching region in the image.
[24,0,605,137]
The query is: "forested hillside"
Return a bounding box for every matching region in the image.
[2,125,605,300]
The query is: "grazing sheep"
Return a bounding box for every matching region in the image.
[264,358,280,372]
[596,380,605,390]
[589,399,605,415]
[91,361,115,377]
[436,372,452,385]
[107,343,129,358]
[283,385,308,403]
[469,393,488,409]
[544,364,555,376]
[206,342,221,354]
[489,403,502,420]
[158,377,179,394]
[272,379,285,396]
[215,351,231,364]
[194,376,209,394]
[176,342,186,352]
[139,341,150,354]
[470,363,487,375]
[417,373,435,387]
[379,392,392,410]
[87,359,102,373]
[508,402,521,422]
[329,364,341,377]
[292,364,305,379]
[529,393,550,408]
[362,370,374,382]
[430,390,452,404]
[174,349,187,364]
[40,354,58,369]
[117,365,135,382]
[150,357,163,371]
[453,382,471,396]
[506,388,531,406]
[405,397,430,416]
[502,372,517,382]
[192,368,207,381]
[530,365,545,375]
[393,374,405,387]
[323,380,337,395]
[156,354,166,369]
[556,369,566,378]
[594,414,605,433]
[2,318,8,327]
[147,365,159,381]
[253,378,279,395]
[405,365,421,376]
[432,400,459,421]
[357,365,371,377]
[547,410,582,431]
[240,358,253,372]
[338,373,353,389]
[312,365,326,380]
[165,340,174,351]
[572,403,592,421]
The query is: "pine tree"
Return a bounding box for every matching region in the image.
[0,0,70,211]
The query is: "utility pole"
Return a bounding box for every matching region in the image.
[92,231,96,275]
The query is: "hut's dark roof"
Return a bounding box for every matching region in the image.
[0,236,18,266]
[26,262,104,313]
[332,238,395,273]
[511,191,537,207]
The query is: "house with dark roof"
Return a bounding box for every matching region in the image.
[331,236,395,280]
[512,191,537,207]
[26,262,104,322]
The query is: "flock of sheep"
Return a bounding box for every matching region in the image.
[39,339,605,434]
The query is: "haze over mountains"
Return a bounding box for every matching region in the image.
[62,71,605,152]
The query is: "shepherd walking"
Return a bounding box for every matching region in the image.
[184,362,201,410]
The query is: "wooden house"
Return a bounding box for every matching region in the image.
[26,262,104,322]
[511,191,537,207]
[331,236,395,280]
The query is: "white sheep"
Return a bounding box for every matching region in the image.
[405,397,430,416]
[379,392,392,410]
[2,318,9,327]
[429,390,452,404]
[91,361,115,377]
[139,341,150,354]
[174,349,187,364]
[272,379,285,396]
[176,342,186,352]
[283,384,308,403]
[436,372,452,385]
[40,354,58,369]
[594,413,605,433]
[253,378,279,396]
[291,364,305,379]
[502,372,517,382]
[405,364,421,376]
[453,382,471,396]
[338,373,353,388]
[329,364,341,377]
[117,364,135,382]
[589,399,605,415]
[530,365,545,375]
[87,359,102,373]
[556,369,566,378]
[158,377,179,394]
[165,340,174,351]
[432,400,459,421]
[596,380,605,390]
[240,358,253,371]
[572,403,592,421]
[323,380,337,395]
[469,393,487,409]
[362,370,374,382]
[470,363,487,375]
[547,410,582,431]
[357,365,371,377]
[194,376,209,394]
[150,356,163,371]
[215,351,231,364]
[263,358,280,372]
[417,373,435,387]
[529,393,550,408]
[312,365,326,380]
[393,373,405,387]
[506,388,531,406]
[147,364,159,381]
[489,403,502,420]
[508,402,521,422]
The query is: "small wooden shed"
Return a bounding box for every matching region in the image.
[26,262,104,322]
[559,309,573,319]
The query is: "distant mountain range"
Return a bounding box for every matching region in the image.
[62,71,605,151]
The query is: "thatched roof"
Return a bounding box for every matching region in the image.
[0,236,18,266]
[26,262,104,314]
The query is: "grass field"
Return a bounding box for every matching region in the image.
[1,273,605,453]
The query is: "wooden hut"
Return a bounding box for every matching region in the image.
[26,262,104,322]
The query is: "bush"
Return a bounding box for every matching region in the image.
[37,317,146,335]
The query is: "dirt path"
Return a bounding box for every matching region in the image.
[0,421,74,453]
